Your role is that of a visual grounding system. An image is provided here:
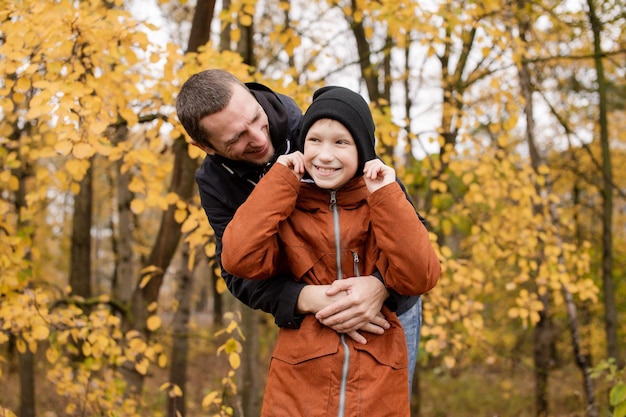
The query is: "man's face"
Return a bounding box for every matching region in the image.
[197,84,275,165]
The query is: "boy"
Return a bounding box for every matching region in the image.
[222,86,440,416]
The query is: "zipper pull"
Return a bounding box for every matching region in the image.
[329,190,337,210]
[352,252,361,277]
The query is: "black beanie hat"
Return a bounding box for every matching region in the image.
[298,86,377,175]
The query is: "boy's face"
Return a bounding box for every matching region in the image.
[303,119,358,190]
[196,83,275,166]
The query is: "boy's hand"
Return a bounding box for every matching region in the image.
[363,159,395,193]
[277,151,305,180]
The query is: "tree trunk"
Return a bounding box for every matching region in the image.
[348,0,380,102]
[70,162,93,298]
[412,365,421,416]
[168,242,193,417]
[533,295,552,417]
[237,19,255,68]
[15,145,36,417]
[219,0,231,51]
[187,0,217,53]
[122,0,215,401]
[18,350,35,417]
[515,8,550,415]
[241,308,261,417]
[128,135,199,394]
[112,125,135,305]
[562,284,598,417]
[586,0,619,365]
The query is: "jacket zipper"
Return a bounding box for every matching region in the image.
[330,190,349,417]
[352,252,361,277]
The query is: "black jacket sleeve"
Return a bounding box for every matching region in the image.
[196,158,306,329]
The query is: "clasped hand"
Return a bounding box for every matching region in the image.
[299,275,390,345]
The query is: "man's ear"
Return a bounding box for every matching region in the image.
[191,141,215,155]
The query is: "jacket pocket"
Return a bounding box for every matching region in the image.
[272,316,339,364]
[354,326,408,369]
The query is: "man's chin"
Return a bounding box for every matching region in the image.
[244,153,274,167]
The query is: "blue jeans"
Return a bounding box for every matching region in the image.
[397,296,422,394]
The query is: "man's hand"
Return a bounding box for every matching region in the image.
[299,275,390,344]
[315,275,390,344]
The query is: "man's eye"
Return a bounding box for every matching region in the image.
[224,137,240,150]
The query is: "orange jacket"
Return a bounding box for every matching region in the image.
[223,163,441,416]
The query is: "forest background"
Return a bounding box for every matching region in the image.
[0,0,625,416]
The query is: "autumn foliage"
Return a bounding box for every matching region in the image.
[1,0,625,416]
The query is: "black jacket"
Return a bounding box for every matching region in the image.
[195,82,419,328]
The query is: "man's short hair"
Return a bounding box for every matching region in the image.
[176,69,247,148]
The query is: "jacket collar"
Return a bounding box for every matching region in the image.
[298,177,369,210]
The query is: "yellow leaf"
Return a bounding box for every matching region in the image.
[424,338,439,354]
[174,209,188,224]
[72,142,95,159]
[16,338,27,354]
[443,356,456,368]
[139,274,152,289]
[0,406,16,417]
[180,216,197,233]
[239,14,252,26]
[216,277,227,294]
[202,391,220,408]
[158,353,168,367]
[146,315,162,331]
[65,403,77,414]
[204,242,216,258]
[25,102,53,119]
[65,159,89,181]
[141,265,162,274]
[461,172,474,185]
[135,358,149,375]
[90,120,109,135]
[119,107,138,125]
[440,245,452,258]
[166,192,180,205]
[229,352,241,369]
[46,347,59,364]
[0,97,15,112]
[231,27,241,43]
[170,384,183,398]
[130,199,145,214]
[188,142,204,159]
[82,342,92,357]
[16,77,31,92]
[32,324,49,340]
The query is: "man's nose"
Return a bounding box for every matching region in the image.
[247,127,266,147]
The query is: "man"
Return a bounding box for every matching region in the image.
[176,69,424,389]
